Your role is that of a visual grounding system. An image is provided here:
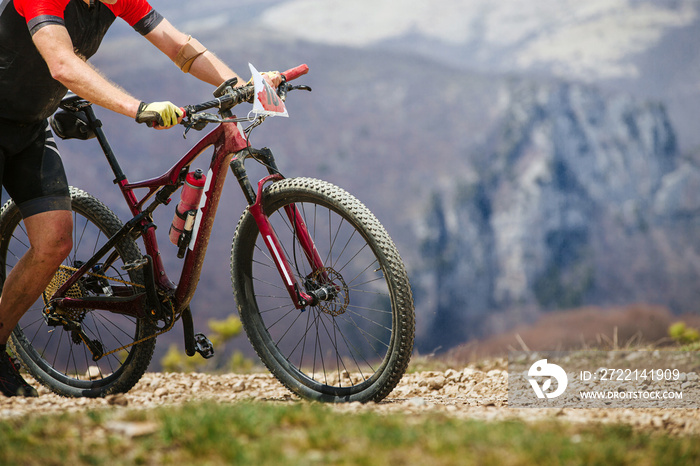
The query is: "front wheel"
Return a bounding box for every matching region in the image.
[231,178,415,402]
[0,187,157,397]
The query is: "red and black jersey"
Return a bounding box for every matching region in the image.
[0,0,163,123]
[14,0,158,35]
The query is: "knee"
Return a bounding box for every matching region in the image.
[51,234,73,261]
[49,221,73,260]
[28,213,73,263]
[34,229,72,264]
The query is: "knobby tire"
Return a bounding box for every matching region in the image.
[231,177,415,403]
[1,187,156,397]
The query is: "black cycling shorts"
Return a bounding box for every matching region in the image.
[0,119,71,218]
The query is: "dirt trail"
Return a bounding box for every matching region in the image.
[3,362,698,436]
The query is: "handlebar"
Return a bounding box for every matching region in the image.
[135,64,309,129]
[281,64,309,82]
[182,64,310,121]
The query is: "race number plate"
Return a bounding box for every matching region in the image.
[249,63,288,117]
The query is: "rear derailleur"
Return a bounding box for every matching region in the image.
[43,308,105,361]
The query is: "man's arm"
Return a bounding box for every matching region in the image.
[32,24,142,119]
[144,19,243,87]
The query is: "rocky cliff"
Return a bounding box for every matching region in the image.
[416,80,700,351]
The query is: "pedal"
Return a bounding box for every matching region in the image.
[121,257,149,271]
[194,333,215,359]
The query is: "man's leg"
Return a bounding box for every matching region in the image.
[0,210,73,343]
[0,120,73,396]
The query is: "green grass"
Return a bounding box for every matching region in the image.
[0,401,697,465]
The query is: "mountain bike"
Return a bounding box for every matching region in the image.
[0,65,415,403]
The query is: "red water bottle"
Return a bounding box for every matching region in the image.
[169,169,206,247]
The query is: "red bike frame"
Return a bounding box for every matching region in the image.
[51,65,321,320]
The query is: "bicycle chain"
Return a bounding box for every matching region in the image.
[99,302,176,360]
[47,265,177,360]
[55,264,145,289]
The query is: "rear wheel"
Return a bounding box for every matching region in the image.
[1,187,157,397]
[231,178,414,402]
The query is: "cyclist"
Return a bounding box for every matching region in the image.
[0,0,277,397]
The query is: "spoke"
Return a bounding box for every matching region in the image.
[264,305,301,331]
[252,276,288,293]
[273,306,308,348]
[316,312,358,383]
[24,315,47,344]
[253,245,276,268]
[330,315,372,379]
[39,324,59,360]
[72,212,92,264]
[339,311,391,353]
[284,308,318,361]
[326,214,347,269]
[333,238,367,277]
[343,260,381,289]
[297,306,313,370]
[345,303,392,317]
[258,300,296,314]
[327,227,358,273]
[86,312,136,346]
[8,234,29,259]
[81,334,91,379]
[312,310,326,383]
[276,211,311,279]
[348,276,387,290]
[333,321,341,386]
[85,315,113,374]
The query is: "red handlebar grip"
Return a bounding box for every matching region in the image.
[282,64,309,81]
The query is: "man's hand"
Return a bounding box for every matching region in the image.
[135,101,184,128]
[246,71,282,88]
[263,71,282,88]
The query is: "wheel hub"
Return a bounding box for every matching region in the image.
[305,267,349,316]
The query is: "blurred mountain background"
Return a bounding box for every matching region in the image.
[55,0,700,363]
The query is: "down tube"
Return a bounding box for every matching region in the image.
[174,147,238,311]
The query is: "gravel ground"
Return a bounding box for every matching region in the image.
[3,361,699,436]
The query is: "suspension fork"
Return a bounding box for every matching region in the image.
[230,150,326,309]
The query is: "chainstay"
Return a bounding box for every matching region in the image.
[52,265,175,360]
[57,264,145,288]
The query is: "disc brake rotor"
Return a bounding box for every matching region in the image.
[309,267,349,316]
